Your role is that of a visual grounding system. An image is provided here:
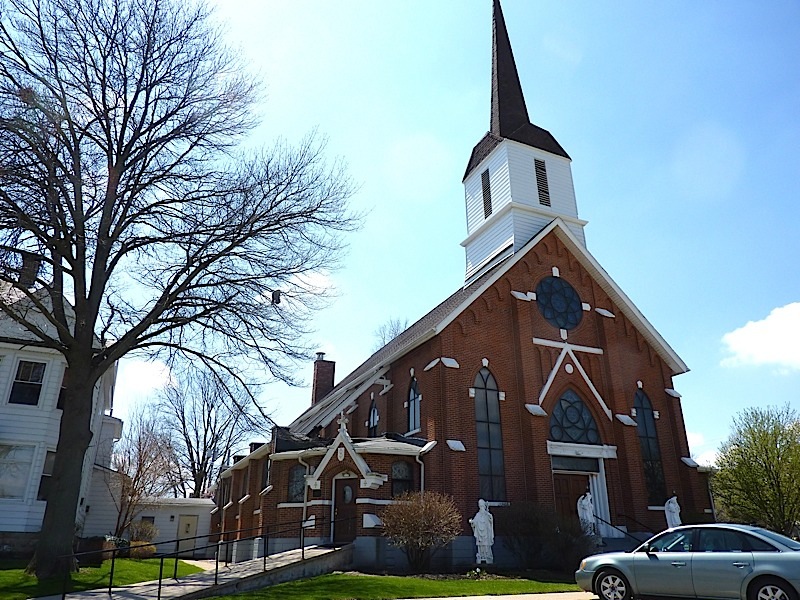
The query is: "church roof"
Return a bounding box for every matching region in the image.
[464,0,569,181]
[290,219,688,435]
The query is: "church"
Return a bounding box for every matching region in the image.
[212,0,714,569]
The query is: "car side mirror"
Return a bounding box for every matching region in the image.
[642,543,655,553]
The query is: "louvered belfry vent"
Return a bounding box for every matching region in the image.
[534,158,550,207]
[481,169,492,218]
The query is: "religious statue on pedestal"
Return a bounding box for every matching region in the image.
[577,490,595,535]
[665,493,681,528]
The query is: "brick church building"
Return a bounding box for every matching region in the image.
[212,0,713,569]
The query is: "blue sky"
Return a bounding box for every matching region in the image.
[116,0,800,466]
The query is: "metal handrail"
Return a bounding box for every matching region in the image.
[592,512,649,546]
[57,514,357,599]
[615,511,655,534]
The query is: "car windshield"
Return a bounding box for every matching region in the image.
[753,528,800,550]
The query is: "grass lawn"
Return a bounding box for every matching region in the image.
[0,557,204,600]
[212,572,582,600]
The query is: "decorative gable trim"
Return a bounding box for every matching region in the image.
[306,415,387,491]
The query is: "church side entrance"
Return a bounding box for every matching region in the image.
[553,473,590,528]
[333,478,357,544]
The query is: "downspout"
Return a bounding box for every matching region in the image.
[298,451,311,527]
[416,441,437,491]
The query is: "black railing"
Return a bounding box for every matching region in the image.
[57,515,357,599]
[593,512,649,546]
[615,512,656,536]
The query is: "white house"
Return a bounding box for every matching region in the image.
[0,283,121,556]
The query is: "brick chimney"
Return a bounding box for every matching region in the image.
[18,252,41,289]
[311,352,335,405]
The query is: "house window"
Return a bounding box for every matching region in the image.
[634,390,667,504]
[368,397,379,437]
[474,368,506,501]
[0,444,35,499]
[534,158,550,207]
[408,378,421,433]
[57,367,69,410]
[549,389,600,445]
[287,465,305,503]
[140,516,155,524]
[481,169,492,218]
[37,451,56,501]
[9,360,46,406]
[391,461,413,497]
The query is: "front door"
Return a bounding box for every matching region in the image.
[333,479,357,544]
[553,473,589,528]
[177,515,199,557]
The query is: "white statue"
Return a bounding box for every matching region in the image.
[469,499,494,564]
[665,494,681,528]
[577,490,595,535]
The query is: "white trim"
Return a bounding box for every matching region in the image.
[259,485,273,496]
[355,498,397,505]
[424,358,440,371]
[547,441,617,459]
[441,357,459,369]
[405,428,421,436]
[237,494,250,505]
[277,502,305,508]
[595,308,615,318]
[446,440,466,452]
[615,414,637,427]
[363,513,382,528]
[253,509,261,515]
[525,404,547,417]
[223,501,234,510]
[648,506,666,511]
[681,457,699,468]
[665,388,682,398]
[532,338,604,354]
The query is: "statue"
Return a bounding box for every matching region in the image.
[665,494,681,528]
[577,490,595,535]
[469,499,494,564]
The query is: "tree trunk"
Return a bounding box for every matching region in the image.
[27,380,95,579]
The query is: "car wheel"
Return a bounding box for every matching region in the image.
[749,577,798,600]
[594,568,632,600]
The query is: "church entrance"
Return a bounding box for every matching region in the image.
[553,473,590,528]
[333,478,357,544]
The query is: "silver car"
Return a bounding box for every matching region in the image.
[575,523,800,600]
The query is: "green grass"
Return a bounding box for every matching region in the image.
[0,557,204,600]
[212,572,581,600]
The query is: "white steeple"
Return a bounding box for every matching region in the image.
[462,0,587,284]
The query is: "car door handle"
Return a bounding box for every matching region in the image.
[732,562,750,568]
[671,561,687,567]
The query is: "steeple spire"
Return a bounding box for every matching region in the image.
[491,0,529,137]
[464,0,569,181]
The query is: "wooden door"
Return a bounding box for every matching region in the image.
[333,479,357,544]
[176,515,199,557]
[553,473,589,528]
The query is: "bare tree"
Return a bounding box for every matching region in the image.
[158,366,263,498]
[0,0,355,578]
[106,409,174,537]
[372,317,409,351]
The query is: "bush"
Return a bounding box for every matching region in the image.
[128,542,157,559]
[381,491,462,573]
[494,502,595,573]
[127,520,159,543]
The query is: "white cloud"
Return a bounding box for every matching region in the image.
[721,303,800,371]
[693,448,717,468]
[686,431,704,449]
[112,358,172,421]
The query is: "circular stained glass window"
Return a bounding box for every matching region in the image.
[535,276,583,330]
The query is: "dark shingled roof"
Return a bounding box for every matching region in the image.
[464,0,569,181]
[289,263,506,433]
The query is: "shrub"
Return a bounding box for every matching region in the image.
[494,502,595,573]
[127,520,159,543]
[128,542,157,559]
[381,491,462,573]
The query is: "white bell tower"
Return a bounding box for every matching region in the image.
[462,0,587,284]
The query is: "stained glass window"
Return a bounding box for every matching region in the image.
[474,368,506,501]
[368,397,379,437]
[549,389,600,445]
[535,276,583,330]
[408,378,421,433]
[391,461,413,497]
[287,465,305,503]
[635,390,666,504]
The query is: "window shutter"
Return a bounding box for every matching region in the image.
[535,159,550,207]
[481,169,492,218]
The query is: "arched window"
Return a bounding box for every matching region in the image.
[287,464,306,503]
[549,389,600,445]
[474,368,506,501]
[391,461,413,497]
[408,377,421,433]
[368,396,379,437]
[634,390,666,504]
